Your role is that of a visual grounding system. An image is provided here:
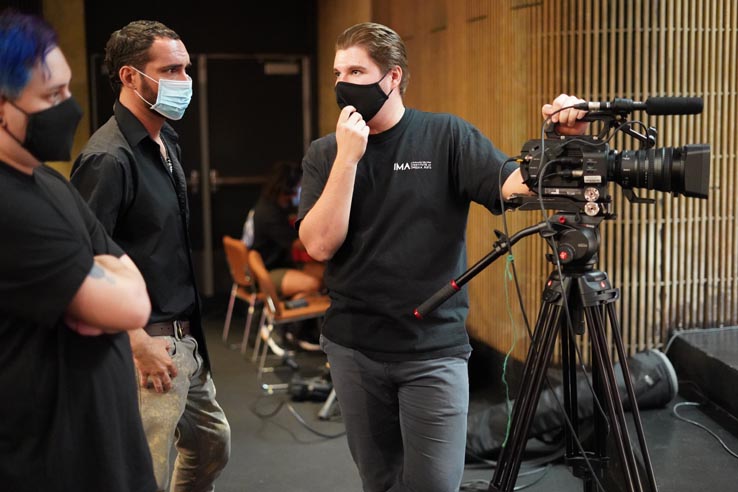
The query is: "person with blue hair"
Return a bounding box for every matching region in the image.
[0,9,156,492]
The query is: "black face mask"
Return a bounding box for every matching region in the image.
[335,71,393,123]
[10,97,83,162]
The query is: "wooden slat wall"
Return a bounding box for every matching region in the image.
[316,0,372,137]
[43,0,87,177]
[317,0,738,361]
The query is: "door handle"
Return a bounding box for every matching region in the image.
[210,169,219,193]
[207,169,267,194]
[188,170,200,194]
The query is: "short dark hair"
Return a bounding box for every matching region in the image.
[0,9,57,100]
[336,22,410,95]
[104,20,180,95]
[261,161,302,203]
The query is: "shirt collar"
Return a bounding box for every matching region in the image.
[113,100,180,148]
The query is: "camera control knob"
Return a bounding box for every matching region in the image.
[584,202,600,216]
[584,187,600,201]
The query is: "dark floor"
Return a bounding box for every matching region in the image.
[202,309,738,492]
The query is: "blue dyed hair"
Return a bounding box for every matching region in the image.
[0,9,58,100]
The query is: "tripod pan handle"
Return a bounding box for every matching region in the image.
[414,280,460,320]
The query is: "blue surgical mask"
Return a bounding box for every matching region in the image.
[132,67,192,120]
[291,185,301,207]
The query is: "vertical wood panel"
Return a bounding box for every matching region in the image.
[316,0,372,137]
[43,0,87,177]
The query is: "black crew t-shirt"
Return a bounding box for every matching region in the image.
[298,109,517,361]
[0,163,156,492]
[252,197,298,270]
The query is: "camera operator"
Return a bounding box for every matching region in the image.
[297,22,587,492]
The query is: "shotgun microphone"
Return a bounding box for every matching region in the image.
[572,97,703,115]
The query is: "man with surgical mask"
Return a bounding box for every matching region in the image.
[71,20,230,492]
[297,22,587,492]
[0,10,155,491]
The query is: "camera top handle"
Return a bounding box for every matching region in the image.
[546,108,657,150]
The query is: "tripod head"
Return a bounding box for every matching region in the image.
[539,211,603,273]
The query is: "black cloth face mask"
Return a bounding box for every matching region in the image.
[9,96,83,162]
[335,71,393,123]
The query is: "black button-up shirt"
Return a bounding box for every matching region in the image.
[71,101,208,366]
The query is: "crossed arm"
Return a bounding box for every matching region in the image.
[65,254,151,333]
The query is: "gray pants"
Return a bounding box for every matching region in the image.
[139,335,231,492]
[321,335,470,492]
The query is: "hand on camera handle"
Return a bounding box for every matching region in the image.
[541,93,589,136]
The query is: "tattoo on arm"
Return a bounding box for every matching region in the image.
[89,264,116,284]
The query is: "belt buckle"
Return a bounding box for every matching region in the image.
[174,320,184,339]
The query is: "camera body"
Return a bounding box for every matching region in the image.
[518,133,710,216]
[520,136,611,213]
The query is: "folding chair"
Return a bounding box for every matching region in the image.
[247,249,330,393]
[221,235,265,353]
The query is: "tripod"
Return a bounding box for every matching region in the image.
[416,211,659,492]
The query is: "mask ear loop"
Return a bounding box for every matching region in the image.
[1,100,31,148]
[128,66,158,108]
[379,69,396,98]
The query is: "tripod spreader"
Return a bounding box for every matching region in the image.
[414,222,550,320]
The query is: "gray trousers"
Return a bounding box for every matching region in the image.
[321,335,470,492]
[139,335,231,492]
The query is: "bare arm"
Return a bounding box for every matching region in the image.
[299,106,369,261]
[501,167,531,199]
[65,254,151,332]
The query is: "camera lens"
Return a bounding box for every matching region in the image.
[611,144,710,198]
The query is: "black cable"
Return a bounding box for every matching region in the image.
[250,394,286,419]
[285,403,346,439]
[250,395,346,440]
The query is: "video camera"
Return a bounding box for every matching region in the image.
[514,97,711,215]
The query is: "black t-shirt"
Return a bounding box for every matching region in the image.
[252,197,298,270]
[298,109,517,361]
[0,163,156,492]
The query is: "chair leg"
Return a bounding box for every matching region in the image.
[318,388,339,420]
[250,309,268,362]
[222,284,237,343]
[239,297,257,355]
[256,321,290,393]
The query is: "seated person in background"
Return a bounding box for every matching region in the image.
[252,160,324,298]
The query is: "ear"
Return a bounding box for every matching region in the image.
[118,66,138,89]
[390,66,403,91]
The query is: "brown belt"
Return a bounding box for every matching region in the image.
[144,320,191,338]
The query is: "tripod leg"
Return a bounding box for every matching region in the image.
[489,279,569,492]
[607,303,659,492]
[585,304,644,492]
